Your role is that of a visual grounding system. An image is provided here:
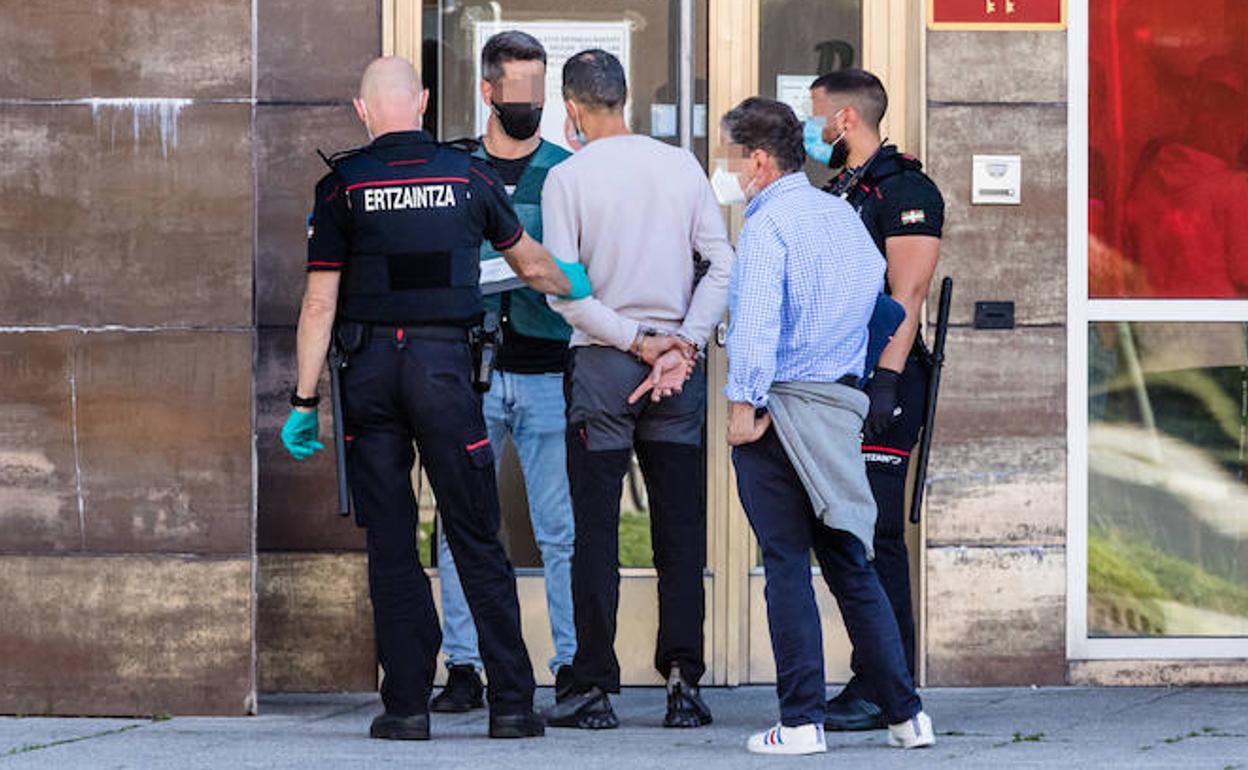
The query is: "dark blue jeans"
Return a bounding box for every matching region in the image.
[342,330,535,717]
[733,427,921,728]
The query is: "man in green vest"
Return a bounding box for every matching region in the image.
[432,30,577,713]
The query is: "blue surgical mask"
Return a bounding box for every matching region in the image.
[803,117,834,165]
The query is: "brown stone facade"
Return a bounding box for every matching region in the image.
[0,0,383,715]
[922,29,1070,686]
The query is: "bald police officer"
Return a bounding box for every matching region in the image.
[807,69,944,733]
[280,56,591,742]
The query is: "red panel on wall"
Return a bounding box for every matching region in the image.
[929,0,1066,29]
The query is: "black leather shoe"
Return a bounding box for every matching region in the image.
[663,667,713,728]
[542,686,619,730]
[554,665,577,704]
[489,710,546,739]
[369,712,430,741]
[824,689,886,732]
[430,665,484,713]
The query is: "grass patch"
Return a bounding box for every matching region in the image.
[1089,530,1248,635]
[619,510,653,568]
[419,511,655,569]
[5,724,142,756]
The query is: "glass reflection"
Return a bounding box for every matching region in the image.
[1089,0,1248,298]
[759,0,862,188]
[1088,322,1248,637]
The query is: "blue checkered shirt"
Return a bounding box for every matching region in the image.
[725,172,884,408]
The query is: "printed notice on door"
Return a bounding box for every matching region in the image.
[474,20,632,151]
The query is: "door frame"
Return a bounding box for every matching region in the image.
[387,0,929,686]
[1064,0,1248,661]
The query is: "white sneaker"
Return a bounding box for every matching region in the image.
[746,722,827,755]
[888,711,935,749]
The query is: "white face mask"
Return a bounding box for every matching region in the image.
[710,162,748,206]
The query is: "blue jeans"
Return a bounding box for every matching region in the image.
[438,369,576,675]
[733,427,921,728]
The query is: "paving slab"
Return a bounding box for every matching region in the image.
[1,687,1246,769]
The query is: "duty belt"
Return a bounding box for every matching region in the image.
[368,324,469,342]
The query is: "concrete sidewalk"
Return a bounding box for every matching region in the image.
[2,687,1246,768]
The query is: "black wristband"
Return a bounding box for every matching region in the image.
[290,392,320,408]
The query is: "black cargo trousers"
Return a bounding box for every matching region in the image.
[563,345,708,694]
[342,325,535,717]
[850,347,931,698]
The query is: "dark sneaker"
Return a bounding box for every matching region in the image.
[430,665,484,713]
[663,667,712,728]
[542,686,620,730]
[824,689,886,732]
[369,712,430,741]
[489,710,546,739]
[554,665,577,704]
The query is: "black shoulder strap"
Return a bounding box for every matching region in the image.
[440,136,481,155]
[317,144,370,173]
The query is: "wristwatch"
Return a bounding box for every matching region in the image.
[290,391,320,408]
[630,327,658,359]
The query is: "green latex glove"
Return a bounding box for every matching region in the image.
[281,408,325,461]
[556,260,593,300]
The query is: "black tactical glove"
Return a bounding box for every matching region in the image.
[863,368,902,442]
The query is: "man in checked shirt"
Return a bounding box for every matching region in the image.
[716,97,934,756]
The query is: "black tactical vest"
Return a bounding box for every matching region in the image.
[332,142,483,326]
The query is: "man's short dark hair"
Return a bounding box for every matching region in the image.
[721,97,806,174]
[481,30,546,85]
[562,49,627,110]
[810,69,888,129]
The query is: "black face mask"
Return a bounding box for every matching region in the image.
[828,137,850,170]
[492,101,543,140]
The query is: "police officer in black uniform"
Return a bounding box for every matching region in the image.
[806,69,944,732]
[279,56,591,742]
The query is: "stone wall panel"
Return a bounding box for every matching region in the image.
[255,105,367,327]
[258,553,375,692]
[256,327,363,551]
[76,332,252,555]
[0,1,251,99]
[927,31,1066,104]
[926,104,1067,326]
[0,104,252,327]
[0,333,80,552]
[257,0,381,102]
[925,546,1067,686]
[0,555,253,716]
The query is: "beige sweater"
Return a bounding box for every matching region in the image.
[542,134,734,350]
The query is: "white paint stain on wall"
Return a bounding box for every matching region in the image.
[86,98,192,158]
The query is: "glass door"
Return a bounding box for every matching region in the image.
[1068,0,1248,659]
[420,0,710,686]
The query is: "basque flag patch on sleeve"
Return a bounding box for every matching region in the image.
[901,209,926,226]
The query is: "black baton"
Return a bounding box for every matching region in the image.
[909,276,953,525]
[328,345,351,517]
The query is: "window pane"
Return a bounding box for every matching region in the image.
[759,0,862,188]
[1088,322,1248,637]
[1089,1,1248,298]
[430,0,700,156]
